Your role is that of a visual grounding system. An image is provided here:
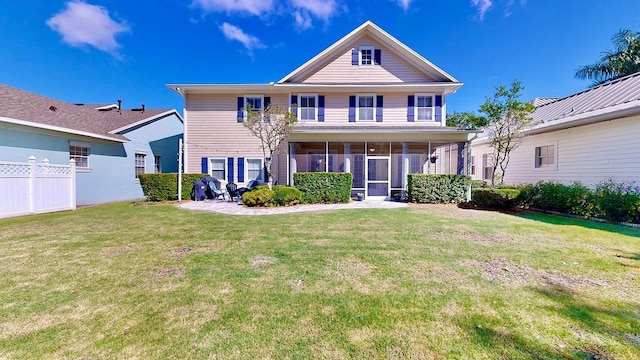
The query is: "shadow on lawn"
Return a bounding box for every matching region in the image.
[457,282,640,359]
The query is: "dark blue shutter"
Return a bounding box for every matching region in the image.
[374,49,381,65]
[351,48,358,65]
[290,95,298,118]
[201,157,208,174]
[376,95,383,122]
[237,157,245,182]
[227,157,234,183]
[349,96,356,122]
[237,97,244,122]
[407,95,415,122]
[264,97,271,122]
[435,95,442,122]
[318,95,325,122]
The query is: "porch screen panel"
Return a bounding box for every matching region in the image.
[352,155,365,188]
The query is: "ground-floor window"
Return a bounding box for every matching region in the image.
[470,155,476,175]
[482,153,493,181]
[154,155,162,173]
[69,143,89,168]
[209,158,226,179]
[535,145,555,168]
[135,153,146,179]
[246,158,263,180]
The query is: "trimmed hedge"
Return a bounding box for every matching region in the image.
[407,174,471,204]
[471,188,521,210]
[241,185,303,207]
[293,172,352,204]
[139,173,207,201]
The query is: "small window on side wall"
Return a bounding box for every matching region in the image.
[135,153,146,179]
[535,145,555,168]
[482,153,493,181]
[69,144,89,168]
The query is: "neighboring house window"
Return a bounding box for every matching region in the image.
[246,158,264,181]
[69,144,89,168]
[482,153,493,181]
[357,94,375,121]
[209,158,226,179]
[470,156,476,175]
[360,46,374,65]
[299,94,317,121]
[535,145,555,168]
[154,155,161,173]
[135,153,146,179]
[415,94,434,121]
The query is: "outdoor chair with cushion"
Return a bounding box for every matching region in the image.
[208,180,227,200]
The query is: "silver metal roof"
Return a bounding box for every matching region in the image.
[533,71,640,124]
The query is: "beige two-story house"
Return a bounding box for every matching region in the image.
[168,21,477,200]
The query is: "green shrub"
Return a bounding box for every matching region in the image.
[272,185,303,206]
[139,173,207,201]
[407,174,471,204]
[470,180,489,189]
[472,188,521,210]
[592,179,640,222]
[293,172,352,204]
[241,186,275,207]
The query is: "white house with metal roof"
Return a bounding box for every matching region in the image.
[168,21,479,200]
[0,84,184,205]
[466,72,640,186]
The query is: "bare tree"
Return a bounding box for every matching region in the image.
[243,101,297,188]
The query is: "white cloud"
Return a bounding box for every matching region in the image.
[220,22,266,53]
[470,0,493,20]
[290,0,338,21]
[396,0,412,11]
[47,1,129,56]
[192,0,275,16]
[293,11,312,30]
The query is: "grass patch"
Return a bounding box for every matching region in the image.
[0,202,638,359]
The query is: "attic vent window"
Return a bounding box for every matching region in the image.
[352,46,381,66]
[49,105,57,112]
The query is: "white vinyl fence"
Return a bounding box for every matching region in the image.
[0,156,76,219]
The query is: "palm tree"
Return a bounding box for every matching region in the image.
[575,28,640,85]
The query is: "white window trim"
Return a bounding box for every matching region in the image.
[245,157,264,181]
[359,46,375,66]
[244,94,264,119]
[134,151,147,180]
[356,93,376,122]
[209,157,227,179]
[534,142,558,170]
[482,153,493,181]
[415,93,435,122]
[69,141,90,170]
[154,154,162,173]
[298,93,318,122]
[470,155,476,176]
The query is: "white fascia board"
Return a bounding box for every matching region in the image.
[109,110,184,134]
[0,116,128,143]
[166,84,276,96]
[274,82,462,94]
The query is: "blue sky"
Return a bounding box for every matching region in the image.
[1,1,639,114]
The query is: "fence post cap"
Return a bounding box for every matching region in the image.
[28,155,36,163]
[69,158,76,165]
[43,158,49,164]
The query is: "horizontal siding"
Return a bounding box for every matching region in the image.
[469,115,640,186]
[296,34,434,84]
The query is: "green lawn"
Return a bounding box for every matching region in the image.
[0,202,638,359]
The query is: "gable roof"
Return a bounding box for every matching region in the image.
[0,84,182,142]
[528,71,640,133]
[278,21,459,85]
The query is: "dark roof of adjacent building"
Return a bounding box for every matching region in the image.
[0,84,181,142]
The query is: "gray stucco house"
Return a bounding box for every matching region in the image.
[0,84,183,205]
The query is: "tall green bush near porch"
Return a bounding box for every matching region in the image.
[408,174,471,203]
[139,173,207,201]
[293,172,352,204]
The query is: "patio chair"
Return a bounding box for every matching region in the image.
[208,180,227,201]
[226,182,240,202]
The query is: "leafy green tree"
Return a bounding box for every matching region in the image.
[243,102,297,188]
[446,111,488,129]
[479,80,536,185]
[575,28,640,85]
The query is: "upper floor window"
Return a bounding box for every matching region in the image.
[135,153,146,179]
[535,145,555,168]
[416,94,435,121]
[299,94,317,121]
[357,94,375,121]
[69,143,89,168]
[245,95,263,113]
[209,158,226,179]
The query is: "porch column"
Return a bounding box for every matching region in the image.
[402,142,409,189]
[343,143,351,174]
[289,144,297,186]
[457,142,466,175]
